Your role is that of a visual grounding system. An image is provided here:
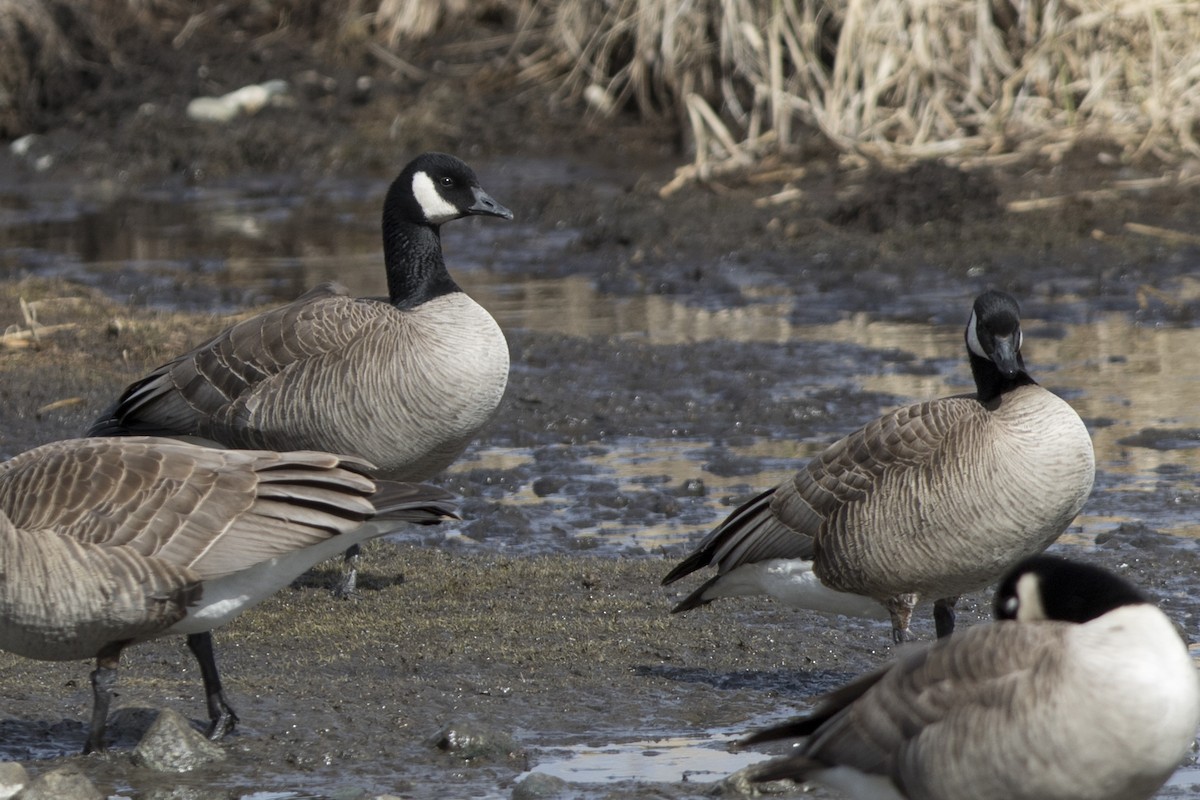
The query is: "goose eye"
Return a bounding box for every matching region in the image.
[439,176,455,188]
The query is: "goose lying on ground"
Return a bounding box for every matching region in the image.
[740,555,1200,800]
[663,290,1095,641]
[0,436,455,753]
[88,152,513,597]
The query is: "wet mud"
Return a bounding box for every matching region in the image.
[2,37,1200,798]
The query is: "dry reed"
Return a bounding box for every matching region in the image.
[0,0,138,138]
[5,0,1197,180]
[0,0,86,136]
[374,0,1200,179]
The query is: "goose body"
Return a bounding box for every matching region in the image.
[87,152,512,482]
[663,291,1095,641]
[742,556,1200,800]
[91,286,508,480]
[0,436,456,753]
[87,152,512,596]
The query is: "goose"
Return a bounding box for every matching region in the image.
[739,555,1200,800]
[0,436,456,754]
[87,152,513,596]
[662,290,1095,642]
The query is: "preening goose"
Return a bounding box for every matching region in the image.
[0,436,456,754]
[87,152,513,595]
[740,555,1200,800]
[663,290,1095,641]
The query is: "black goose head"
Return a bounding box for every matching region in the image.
[388,152,513,227]
[381,152,513,309]
[994,555,1149,624]
[964,290,1035,402]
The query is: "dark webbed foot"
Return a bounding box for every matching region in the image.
[204,702,239,740]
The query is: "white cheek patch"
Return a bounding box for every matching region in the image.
[1014,572,1046,621]
[966,309,988,358]
[412,171,461,224]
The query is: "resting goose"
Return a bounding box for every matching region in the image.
[0,436,455,753]
[87,152,513,595]
[741,555,1200,800]
[663,290,1095,641]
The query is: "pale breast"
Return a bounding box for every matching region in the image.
[297,292,510,480]
[817,385,1094,599]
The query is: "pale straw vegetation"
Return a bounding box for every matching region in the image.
[5,0,1200,186]
[375,0,1200,185]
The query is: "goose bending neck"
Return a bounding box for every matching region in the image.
[382,218,461,310]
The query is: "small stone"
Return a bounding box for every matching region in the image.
[139,786,232,800]
[428,720,523,763]
[14,765,101,800]
[532,476,568,497]
[130,708,227,773]
[8,134,37,156]
[0,762,28,800]
[511,771,569,799]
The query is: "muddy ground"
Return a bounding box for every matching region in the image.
[3,15,1200,800]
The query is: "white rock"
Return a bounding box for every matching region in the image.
[9,134,37,156]
[187,80,291,123]
[0,762,28,800]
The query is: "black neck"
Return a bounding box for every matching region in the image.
[968,350,1037,403]
[381,216,461,310]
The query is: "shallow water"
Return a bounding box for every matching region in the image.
[2,161,1200,798]
[4,171,1198,555]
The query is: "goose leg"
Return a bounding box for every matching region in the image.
[933,596,959,638]
[186,632,239,739]
[333,543,361,599]
[885,593,919,644]
[85,641,126,754]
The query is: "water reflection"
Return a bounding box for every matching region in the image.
[447,305,1200,549]
[524,732,770,785]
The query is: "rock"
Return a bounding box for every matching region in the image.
[8,134,54,171]
[138,787,233,800]
[531,476,568,497]
[428,721,523,763]
[14,765,101,800]
[718,764,796,795]
[187,80,291,122]
[511,771,569,799]
[8,134,37,156]
[129,708,227,773]
[0,762,27,800]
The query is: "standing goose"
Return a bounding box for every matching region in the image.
[740,555,1200,800]
[0,436,456,754]
[663,290,1095,641]
[87,152,513,595]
